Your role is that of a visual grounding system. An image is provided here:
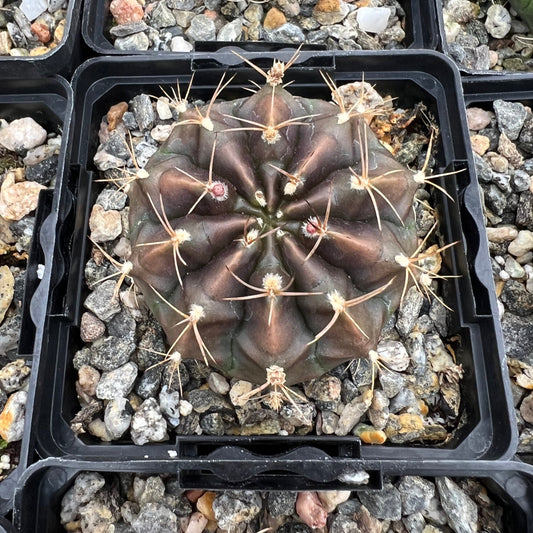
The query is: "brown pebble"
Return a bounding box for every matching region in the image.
[185,489,204,503]
[314,0,341,12]
[520,392,533,424]
[107,102,129,131]
[80,312,106,342]
[110,0,144,25]
[470,134,490,156]
[196,491,216,521]
[263,7,287,30]
[296,492,328,529]
[31,22,51,43]
[359,428,387,444]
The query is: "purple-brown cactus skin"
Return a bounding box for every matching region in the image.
[127,66,420,387]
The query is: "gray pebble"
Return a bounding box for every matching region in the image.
[170,35,192,52]
[60,472,105,523]
[485,4,511,38]
[511,170,531,192]
[136,476,166,505]
[96,188,128,211]
[25,154,58,185]
[0,359,30,393]
[518,114,533,154]
[135,365,163,399]
[335,393,371,436]
[149,2,176,29]
[114,32,150,51]
[378,367,405,398]
[96,362,138,400]
[84,279,122,322]
[159,385,180,426]
[131,502,177,533]
[396,286,425,336]
[389,388,419,414]
[358,482,402,521]
[403,512,426,533]
[329,514,359,533]
[217,18,243,41]
[436,477,478,533]
[200,412,226,435]
[212,491,262,530]
[188,388,233,414]
[501,280,533,315]
[90,335,136,371]
[278,524,312,533]
[0,315,22,356]
[517,192,533,230]
[265,23,305,43]
[130,397,168,445]
[397,476,435,515]
[494,99,527,141]
[167,0,196,9]
[80,312,106,343]
[108,310,137,341]
[186,15,216,41]
[268,491,297,518]
[104,397,132,439]
[131,94,155,132]
[110,21,150,38]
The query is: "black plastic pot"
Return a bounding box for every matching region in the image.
[0,0,83,79]
[29,49,516,473]
[11,457,533,532]
[435,0,533,76]
[0,77,73,515]
[82,0,439,55]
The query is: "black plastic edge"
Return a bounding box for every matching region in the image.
[12,458,533,532]
[0,75,74,515]
[82,0,439,55]
[34,50,515,465]
[0,0,83,79]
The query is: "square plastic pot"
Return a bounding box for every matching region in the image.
[82,0,439,55]
[0,76,73,514]
[0,0,83,78]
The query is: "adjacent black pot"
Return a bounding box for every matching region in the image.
[0,0,83,78]
[0,77,73,515]
[82,0,439,55]
[12,457,533,532]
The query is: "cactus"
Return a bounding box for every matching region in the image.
[126,55,423,397]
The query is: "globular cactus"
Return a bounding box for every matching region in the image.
[127,55,423,397]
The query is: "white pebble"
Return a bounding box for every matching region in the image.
[499,270,510,281]
[356,7,390,34]
[179,400,193,416]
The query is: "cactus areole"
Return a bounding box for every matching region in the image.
[128,62,420,389]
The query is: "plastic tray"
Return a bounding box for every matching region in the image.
[31,50,516,478]
[0,0,83,79]
[11,457,533,532]
[0,77,73,514]
[82,0,439,55]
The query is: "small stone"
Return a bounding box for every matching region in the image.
[376,340,410,372]
[114,32,150,51]
[0,359,30,393]
[96,362,138,400]
[186,15,216,42]
[0,32,12,55]
[396,476,435,515]
[89,204,122,243]
[385,413,425,444]
[170,36,193,52]
[470,134,490,155]
[356,6,390,34]
[80,312,106,343]
[436,477,478,533]
[486,226,518,243]
[319,409,339,434]
[196,491,216,521]
[30,21,50,43]
[159,385,180,426]
[264,7,287,30]
[110,21,149,38]
[217,19,242,41]
[184,512,208,533]
[355,424,387,444]
[498,132,524,168]
[494,100,527,141]
[212,491,262,530]
[505,256,525,279]
[396,286,424,336]
[20,0,48,21]
[335,391,372,436]
[25,154,59,185]
[277,0,300,17]
[466,107,492,131]
[90,335,136,371]
[131,94,155,131]
[148,1,176,29]
[304,375,341,405]
[132,502,177,533]
[378,367,405,398]
[77,365,100,400]
[485,4,512,39]
[104,397,132,439]
[359,482,401,521]
[188,389,233,414]
[0,390,26,442]
[229,380,253,406]
[509,230,533,257]
[317,492,351,514]
[60,472,106,523]
[107,102,129,132]
[268,491,297,517]
[520,392,533,424]
[296,492,328,529]
[501,280,533,316]
[130,397,169,445]
[84,279,121,322]
[487,152,509,174]
[207,372,230,395]
[0,172,45,221]
[110,0,144,25]
[0,266,14,323]
[264,22,305,43]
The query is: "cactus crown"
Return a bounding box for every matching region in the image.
[126,52,434,397]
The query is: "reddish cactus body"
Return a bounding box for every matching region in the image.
[128,71,419,386]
